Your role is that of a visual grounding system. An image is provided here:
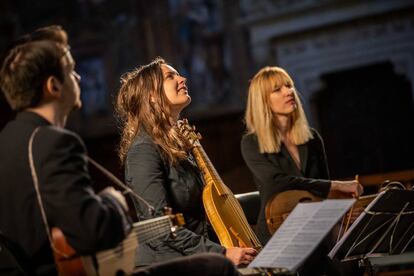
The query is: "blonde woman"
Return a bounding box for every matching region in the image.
[241,66,363,244]
[116,57,257,268]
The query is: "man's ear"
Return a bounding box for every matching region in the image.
[44,76,62,98]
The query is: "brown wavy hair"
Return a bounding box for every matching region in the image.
[116,57,191,165]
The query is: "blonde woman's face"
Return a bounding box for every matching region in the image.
[269,79,297,116]
[161,64,191,114]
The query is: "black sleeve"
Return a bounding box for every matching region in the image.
[241,134,331,201]
[125,141,225,255]
[36,128,129,254]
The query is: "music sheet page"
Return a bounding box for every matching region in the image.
[249,199,355,272]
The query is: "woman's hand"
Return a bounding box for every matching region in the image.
[225,247,258,267]
[331,180,364,198]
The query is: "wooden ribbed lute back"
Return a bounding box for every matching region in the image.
[178,119,261,249]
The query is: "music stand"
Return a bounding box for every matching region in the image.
[328,188,414,270]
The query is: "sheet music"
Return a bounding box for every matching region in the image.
[249,199,355,272]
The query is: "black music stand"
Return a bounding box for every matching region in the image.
[328,188,414,273]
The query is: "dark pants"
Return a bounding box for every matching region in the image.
[133,253,239,276]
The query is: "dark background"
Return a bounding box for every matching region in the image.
[1,0,413,194]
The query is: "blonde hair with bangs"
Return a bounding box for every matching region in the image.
[245,66,313,153]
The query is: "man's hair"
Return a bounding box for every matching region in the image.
[0,25,68,111]
[11,25,68,47]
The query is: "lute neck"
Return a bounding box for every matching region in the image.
[192,144,228,196]
[133,216,172,243]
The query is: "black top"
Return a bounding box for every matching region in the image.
[0,112,129,275]
[241,129,331,244]
[125,130,225,266]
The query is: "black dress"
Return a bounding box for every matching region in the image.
[241,129,335,275]
[241,129,332,244]
[125,130,225,267]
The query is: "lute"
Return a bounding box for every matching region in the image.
[178,119,261,250]
[52,213,185,276]
[265,190,377,235]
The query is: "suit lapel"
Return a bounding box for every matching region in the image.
[280,144,303,175]
[298,143,308,173]
[267,143,308,175]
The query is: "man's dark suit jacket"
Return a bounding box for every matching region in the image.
[241,129,332,244]
[0,112,128,275]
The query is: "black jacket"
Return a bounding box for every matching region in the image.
[125,130,225,266]
[0,112,129,275]
[241,129,331,244]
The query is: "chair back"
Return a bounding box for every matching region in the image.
[235,191,260,225]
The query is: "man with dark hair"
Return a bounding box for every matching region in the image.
[0,25,238,276]
[0,25,131,275]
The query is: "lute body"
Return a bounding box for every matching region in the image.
[265,189,377,234]
[178,119,261,250]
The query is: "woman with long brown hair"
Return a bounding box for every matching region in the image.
[116,57,257,268]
